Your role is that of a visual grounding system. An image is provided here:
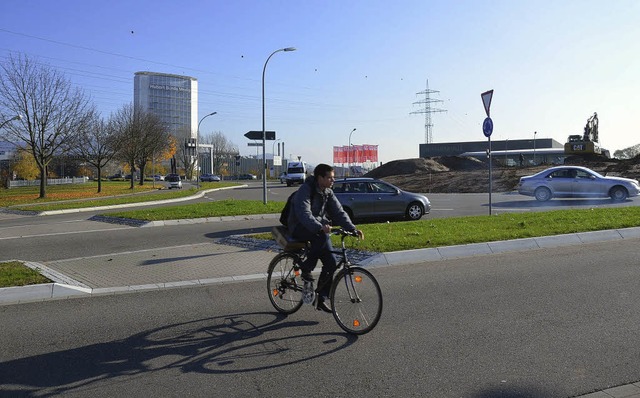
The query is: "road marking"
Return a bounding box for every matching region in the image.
[0,227,133,241]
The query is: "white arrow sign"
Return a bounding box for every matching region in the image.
[481,89,493,117]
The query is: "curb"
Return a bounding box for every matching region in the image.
[4,226,640,306]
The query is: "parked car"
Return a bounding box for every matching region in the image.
[239,174,257,180]
[332,177,431,221]
[279,172,287,184]
[153,175,165,181]
[200,173,221,182]
[517,165,640,201]
[166,175,182,189]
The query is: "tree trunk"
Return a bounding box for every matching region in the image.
[97,168,102,193]
[39,166,46,198]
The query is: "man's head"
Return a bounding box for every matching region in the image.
[314,163,335,190]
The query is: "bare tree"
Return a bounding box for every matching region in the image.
[0,53,94,198]
[69,113,121,193]
[111,104,143,189]
[201,131,239,176]
[175,126,196,180]
[111,103,171,189]
[135,111,170,186]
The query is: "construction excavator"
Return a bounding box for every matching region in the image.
[564,112,604,156]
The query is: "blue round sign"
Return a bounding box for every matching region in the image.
[483,117,493,137]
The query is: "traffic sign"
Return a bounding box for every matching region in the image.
[483,117,493,137]
[244,131,276,140]
[247,142,264,147]
[481,90,493,117]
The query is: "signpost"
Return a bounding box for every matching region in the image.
[481,90,494,215]
[245,131,275,140]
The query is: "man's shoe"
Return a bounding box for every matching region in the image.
[301,270,314,282]
[315,297,332,313]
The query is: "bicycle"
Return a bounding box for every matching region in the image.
[267,226,383,335]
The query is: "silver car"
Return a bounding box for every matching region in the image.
[332,177,431,221]
[517,166,640,201]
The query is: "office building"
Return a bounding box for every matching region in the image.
[134,71,198,144]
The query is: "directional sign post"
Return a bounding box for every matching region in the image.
[481,90,494,215]
[245,131,276,140]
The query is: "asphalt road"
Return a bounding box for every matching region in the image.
[2,238,640,397]
[2,183,640,396]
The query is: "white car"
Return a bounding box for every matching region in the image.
[166,175,182,189]
[517,166,640,201]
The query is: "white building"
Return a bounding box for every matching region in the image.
[133,71,198,145]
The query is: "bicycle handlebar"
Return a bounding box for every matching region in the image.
[331,228,360,238]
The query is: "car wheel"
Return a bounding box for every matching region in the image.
[534,187,552,202]
[406,202,424,220]
[610,186,628,201]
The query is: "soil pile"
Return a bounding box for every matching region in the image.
[364,156,640,194]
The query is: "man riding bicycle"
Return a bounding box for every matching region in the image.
[287,163,364,313]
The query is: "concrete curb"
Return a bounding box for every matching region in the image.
[4,225,640,305]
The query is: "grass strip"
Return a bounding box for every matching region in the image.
[0,261,52,288]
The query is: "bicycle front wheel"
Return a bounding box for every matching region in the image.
[267,252,304,314]
[330,266,382,335]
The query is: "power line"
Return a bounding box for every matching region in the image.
[410,80,446,144]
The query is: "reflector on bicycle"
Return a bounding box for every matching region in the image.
[353,319,361,327]
[354,276,363,283]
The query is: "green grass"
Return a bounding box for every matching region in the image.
[1,181,239,211]
[251,206,640,253]
[107,199,285,220]
[0,261,52,288]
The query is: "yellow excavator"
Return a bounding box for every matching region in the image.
[564,112,601,155]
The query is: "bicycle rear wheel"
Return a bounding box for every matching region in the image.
[330,266,382,335]
[267,252,304,314]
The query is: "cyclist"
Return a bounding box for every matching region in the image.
[287,163,364,313]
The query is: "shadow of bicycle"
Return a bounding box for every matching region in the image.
[0,312,358,396]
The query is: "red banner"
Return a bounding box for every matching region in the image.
[333,144,378,164]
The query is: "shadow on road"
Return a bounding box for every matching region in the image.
[0,312,358,396]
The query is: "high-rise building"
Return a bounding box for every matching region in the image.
[134,71,198,144]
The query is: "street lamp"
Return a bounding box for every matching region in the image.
[347,128,356,177]
[197,111,217,188]
[0,114,21,130]
[262,47,296,204]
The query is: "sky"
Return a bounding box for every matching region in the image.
[1,0,638,165]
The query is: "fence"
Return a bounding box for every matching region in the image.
[7,177,88,188]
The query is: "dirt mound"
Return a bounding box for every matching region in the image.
[436,156,487,171]
[365,158,449,178]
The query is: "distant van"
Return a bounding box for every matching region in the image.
[286,161,308,187]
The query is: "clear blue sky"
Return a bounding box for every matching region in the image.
[2,0,638,165]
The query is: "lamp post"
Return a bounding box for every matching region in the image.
[196,111,217,188]
[0,115,21,130]
[262,47,296,204]
[347,128,356,177]
[533,131,537,165]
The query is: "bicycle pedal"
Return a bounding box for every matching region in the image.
[302,280,315,305]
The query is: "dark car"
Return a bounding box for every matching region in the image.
[517,165,640,201]
[239,174,257,180]
[200,173,221,182]
[332,177,431,221]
